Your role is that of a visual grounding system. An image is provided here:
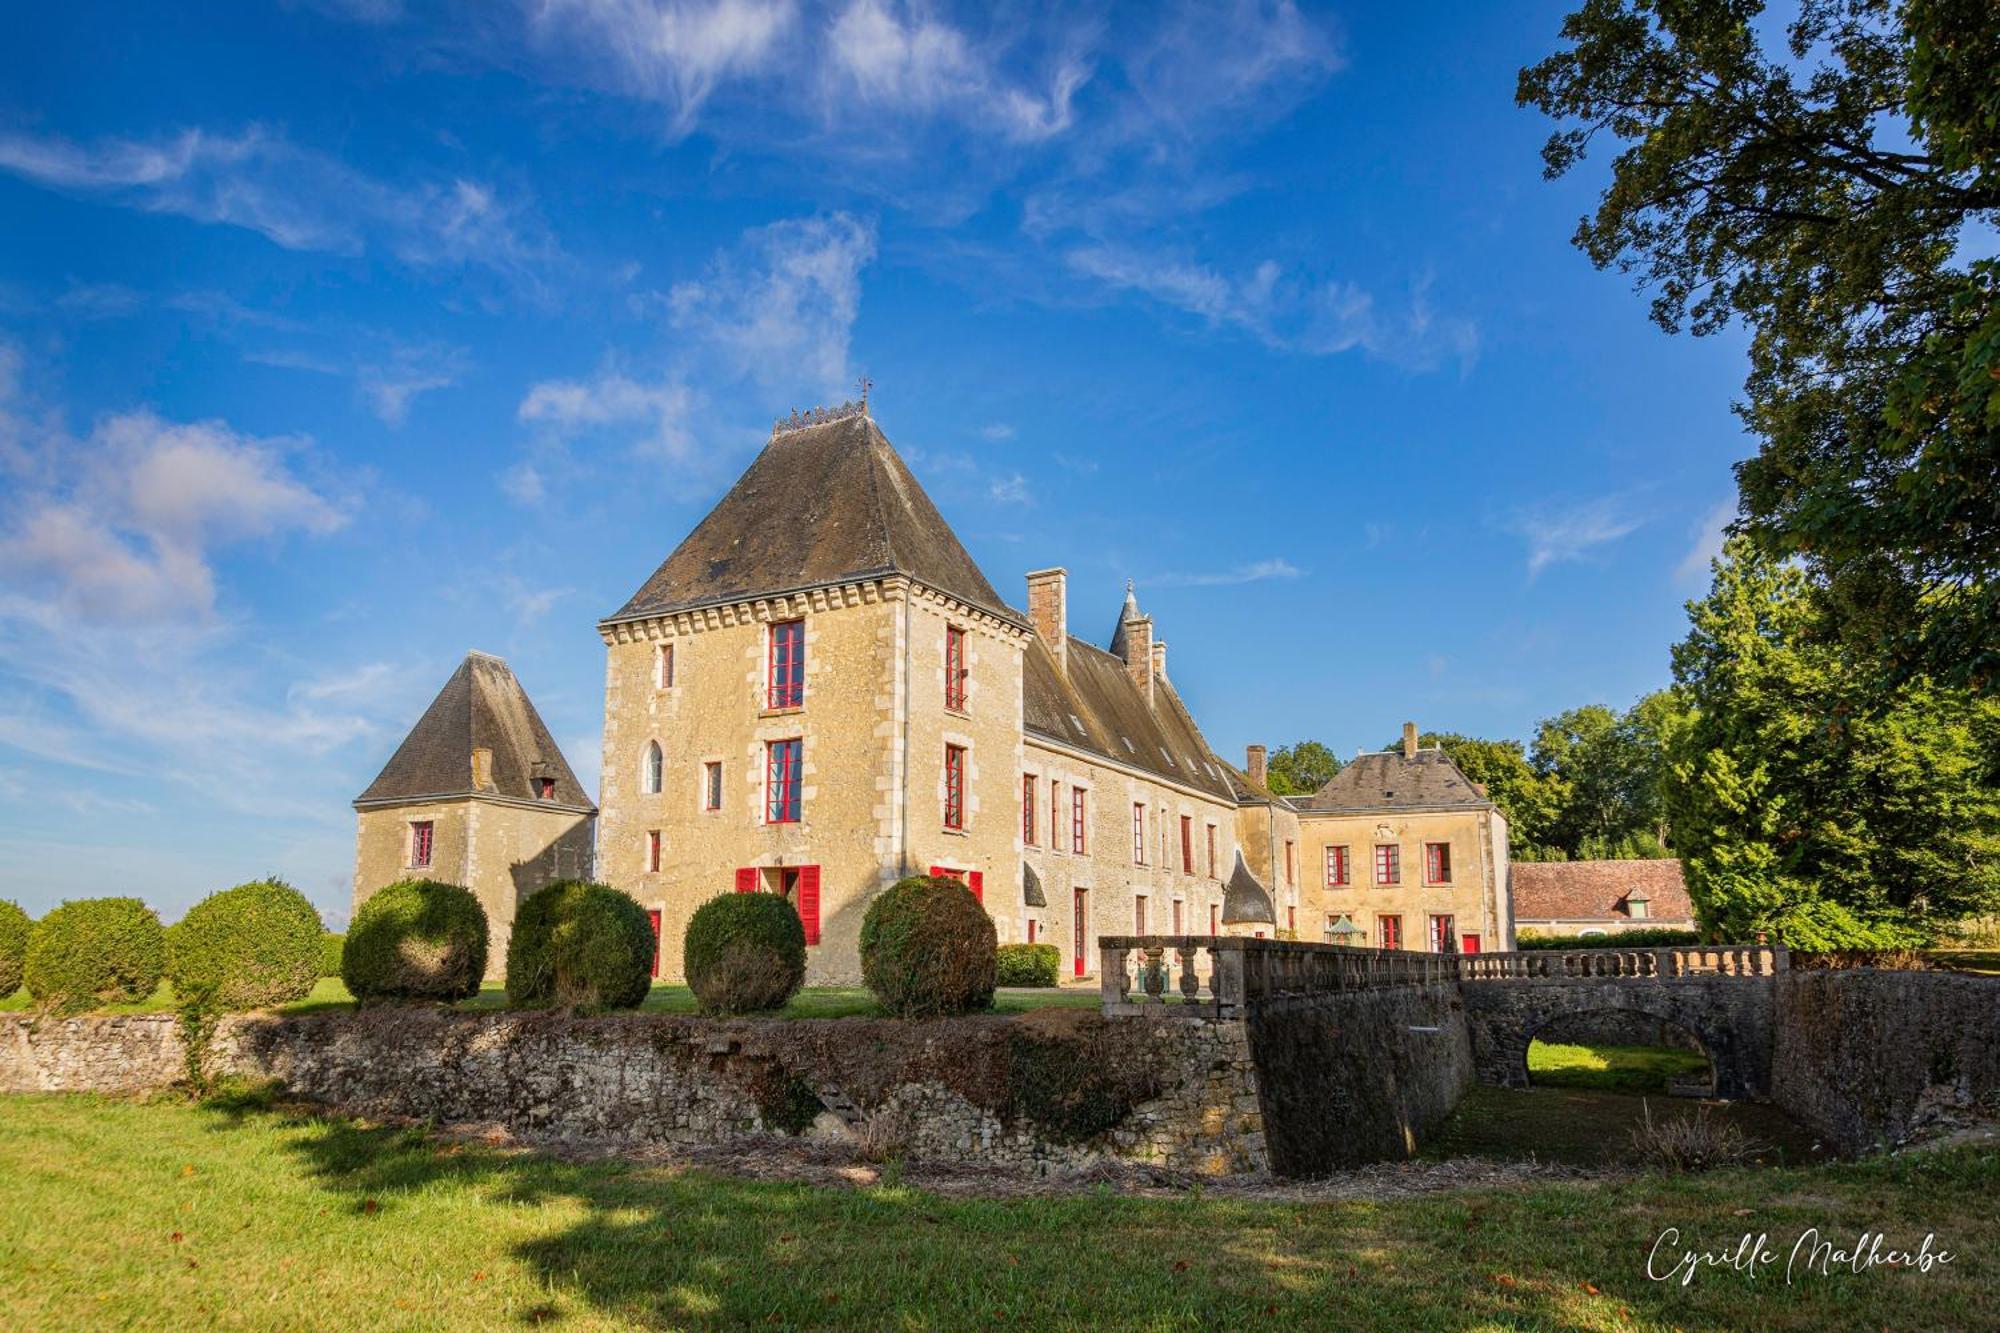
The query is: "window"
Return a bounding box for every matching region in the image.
[1288,905,1296,933]
[1209,903,1219,935]
[1374,844,1400,886]
[1429,914,1457,954]
[703,761,722,811]
[1628,896,1651,920]
[656,643,674,689]
[1284,840,1296,887]
[767,619,804,709]
[1377,914,1403,950]
[646,830,662,873]
[1051,780,1061,852]
[537,777,556,800]
[1071,788,1087,854]
[409,820,433,868]
[943,744,966,830]
[1425,842,1452,885]
[1132,803,1147,864]
[1134,895,1147,933]
[1022,775,1036,845]
[1027,919,1038,944]
[1171,899,1183,933]
[765,739,801,823]
[1325,844,1351,888]
[643,740,664,795]
[1179,816,1193,874]
[944,625,967,711]
[1205,824,1217,878]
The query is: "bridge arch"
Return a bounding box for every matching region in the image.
[1524,1007,1715,1096]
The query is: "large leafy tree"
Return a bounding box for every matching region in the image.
[1404,732,1560,854]
[1521,0,2000,690]
[1263,740,1342,796]
[1528,700,1674,858]
[1666,536,2000,945]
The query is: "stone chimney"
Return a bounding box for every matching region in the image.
[1401,722,1419,760]
[1025,567,1067,675]
[1122,611,1154,707]
[1150,639,1168,684]
[1246,744,1268,787]
[471,746,495,790]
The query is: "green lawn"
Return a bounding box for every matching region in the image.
[0,980,1100,1019]
[0,1092,1991,1331]
[1528,1039,1712,1094]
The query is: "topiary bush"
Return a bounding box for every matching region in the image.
[24,897,165,1015]
[683,892,807,1016]
[166,879,323,1013]
[0,899,31,998]
[859,875,997,1018]
[505,880,654,1011]
[341,879,488,1003]
[996,942,1060,988]
[320,933,345,978]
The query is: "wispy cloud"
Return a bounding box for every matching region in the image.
[1676,498,1736,586]
[1508,497,1643,578]
[987,472,1029,505]
[247,339,469,426]
[517,369,694,462]
[0,126,554,280]
[1149,557,1302,588]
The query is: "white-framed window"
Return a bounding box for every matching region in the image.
[642,740,664,794]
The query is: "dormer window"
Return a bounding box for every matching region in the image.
[537,777,556,800]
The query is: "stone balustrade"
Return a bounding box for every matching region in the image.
[1458,945,1788,980]
[1099,937,1460,1018]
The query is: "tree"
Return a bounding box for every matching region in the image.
[1400,732,1559,855]
[1521,0,2000,691]
[1665,537,2000,945]
[1529,700,1673,858]
[1263,740,1342,796]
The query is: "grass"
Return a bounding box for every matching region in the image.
[1,1092,1993,1331]
[1527,1039,1712,1094]
[0,980,1101,1019]
[1427,1084,1828,1168]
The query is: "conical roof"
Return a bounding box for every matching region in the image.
[1107,580,1144,659]
[1221,849,1276,925]
[605,410,1020,626]
[355,652,594,812]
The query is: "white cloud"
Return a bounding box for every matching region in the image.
[248,338,469,426]
[980,422,1014,440]
[1676,498,1737,586]
[1066,245,1477,371]
[1149,558,1302,588]
[517,370,694,458]
[987,472,1029,505]
[526,0,798,135]
[1508,497,1643,578]
[0,126,552,279]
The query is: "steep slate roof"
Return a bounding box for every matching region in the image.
[1022,633,1238,802]
[606,411,1019,626]
[1511,859,1696,924]
[1293,748,1493,814]
[355,653,595,812]
[1022,861,1047,908]
[1221,849,1276,925]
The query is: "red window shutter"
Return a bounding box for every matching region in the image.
[734,867,757,893]
[928,864,946,879]
[968,870,983,903]
[797,865,821,945]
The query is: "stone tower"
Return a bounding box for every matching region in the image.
[351,651,596,976]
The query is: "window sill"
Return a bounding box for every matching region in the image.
[940,826,968,837]
[759,705,805,719]
[944,705,970,719]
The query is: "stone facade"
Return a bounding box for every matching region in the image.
[1298,804,1511,954]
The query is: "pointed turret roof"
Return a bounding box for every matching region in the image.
[355,653,594,812]
[604,410,1021,627]
[1107,580,1144,659]
[1221,849,1276,926]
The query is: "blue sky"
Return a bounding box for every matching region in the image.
[0,1,1753,924]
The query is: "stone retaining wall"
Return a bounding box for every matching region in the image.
[0,1008,1269,1176]
[1771,970,2000,1153]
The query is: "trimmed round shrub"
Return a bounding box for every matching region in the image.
[505,880,654,1011]
[859,875,997,1018]
[996,942,1060,988]
[24,897,165,1015]
[320,932,345,978]
[684,892,807,1016]
[166,879,322,1013]
[342,879,488,1003]
[0,899,30,998]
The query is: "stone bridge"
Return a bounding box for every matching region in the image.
[1458,947,1788,1100]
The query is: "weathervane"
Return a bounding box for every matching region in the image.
[857,374,872,410]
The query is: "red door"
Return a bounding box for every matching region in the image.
[646,909,662,978]
[1461,934,1481,955]
[1073,887,1087,977]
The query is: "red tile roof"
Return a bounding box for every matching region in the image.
[1510,859,1694,924]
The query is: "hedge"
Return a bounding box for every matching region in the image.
[342,879,488,1002]
[859,875,997,1017]
[1515,928,1702,950]
[166,879,323,1013]
[996,942,1060,988]
[320,933,345,978]
[0,899,30,997]
[24,897,165,1015]
[684,892,807,1015]
[505,880,654,1011]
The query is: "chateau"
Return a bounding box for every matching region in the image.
[353,404,1513,983]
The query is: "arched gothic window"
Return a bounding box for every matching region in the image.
[643,740,664,794]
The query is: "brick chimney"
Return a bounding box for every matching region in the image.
[1024,567,1067,675]
[1401,722,1418,760]
[1246,744,1268,787]
[1121,610,1154,707]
